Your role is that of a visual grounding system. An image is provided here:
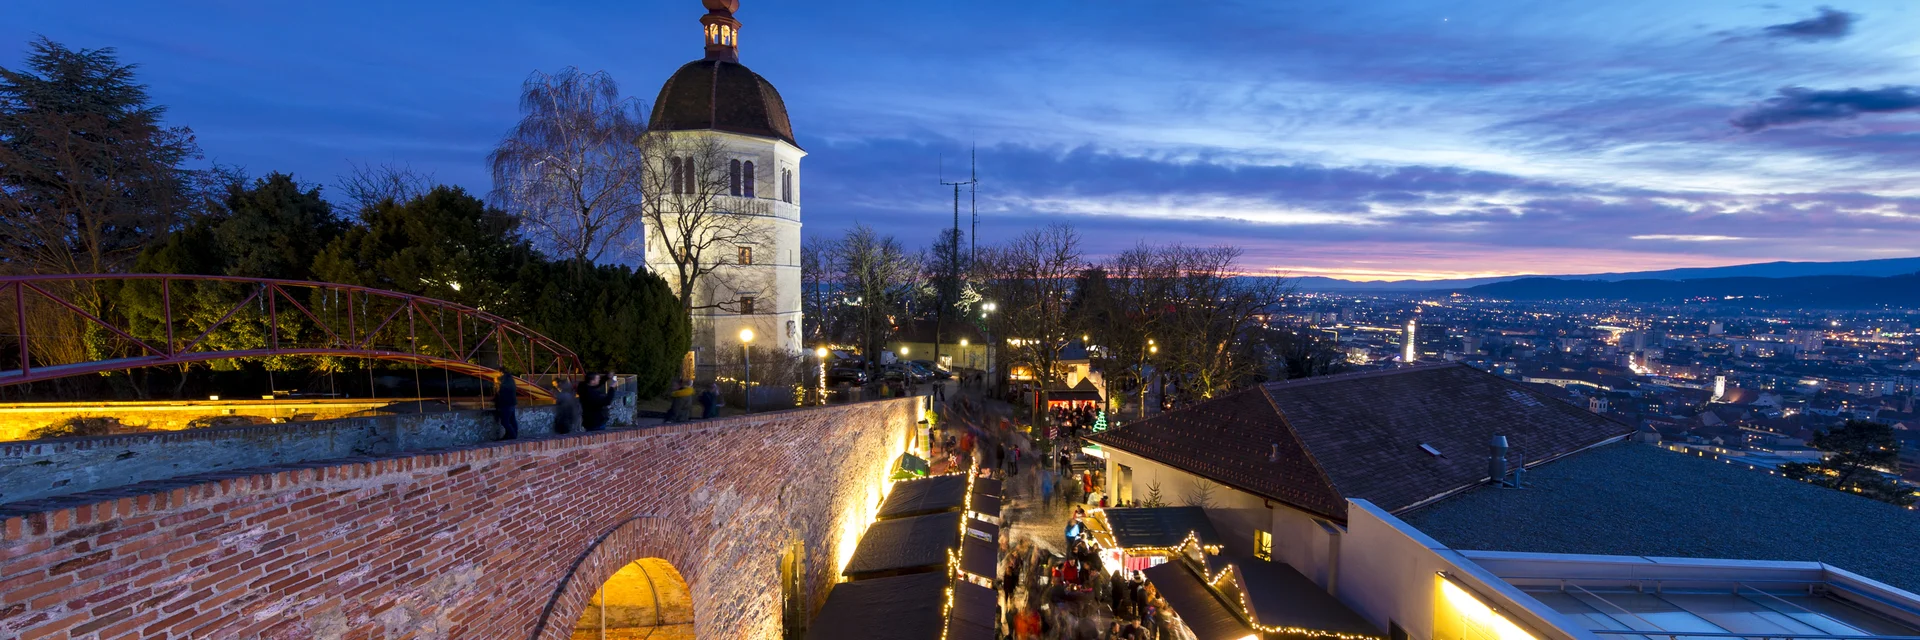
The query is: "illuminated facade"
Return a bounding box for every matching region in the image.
[646,0,806,360]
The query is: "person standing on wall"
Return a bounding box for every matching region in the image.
[552,379,579,435]
[581,373,613,431]
[495,370,519,441]
[701,382,722,419]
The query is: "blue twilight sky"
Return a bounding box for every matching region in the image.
[6,1,1919,280]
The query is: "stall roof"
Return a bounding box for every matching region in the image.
[960,535,998,580]
[877,475,970,520]
[964,518,998,544]
[1143,562,1256,640]
[806,571,997,640]
[844,511,963,580]
[1235,558,1383,639]
[973,476,1002,498]
[946,579,999,640]
[1047,378,1103,402]
[892,452,930,480]
[969,492,1002,519]
[1104,507,1222,549]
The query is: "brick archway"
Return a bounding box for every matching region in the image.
[530,515,697,640]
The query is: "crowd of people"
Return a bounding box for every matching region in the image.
[929,383,1180,639]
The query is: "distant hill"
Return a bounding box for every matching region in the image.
[1456,273,1920,308]
[1288,256,1920,291]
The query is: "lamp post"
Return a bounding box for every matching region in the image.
[815,346,828,405]
[1145,339,1158,419]
[740,328,755,413]
[982,301,997,385]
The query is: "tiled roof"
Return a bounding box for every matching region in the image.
[650,59,797,146]
[1089,363,1630,521]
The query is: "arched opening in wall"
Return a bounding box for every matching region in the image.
[780,540,808,639]
[571,558,695,640]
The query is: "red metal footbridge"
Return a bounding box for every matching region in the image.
[0,274,580,401]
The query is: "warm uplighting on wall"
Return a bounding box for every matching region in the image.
[1436,573,1537,640]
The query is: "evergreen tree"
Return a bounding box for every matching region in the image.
[1783,420,1914,506]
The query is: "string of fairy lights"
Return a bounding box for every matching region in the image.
[1080,511,1383,640]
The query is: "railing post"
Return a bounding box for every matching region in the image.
[14,282,26,374]
[162,278,173,355]
[268,284,278,351]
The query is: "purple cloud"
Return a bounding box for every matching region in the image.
[1731,86,1920,131]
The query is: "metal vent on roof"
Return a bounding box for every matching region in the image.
[1506,389,1543,407]
[1419,444,1443,456]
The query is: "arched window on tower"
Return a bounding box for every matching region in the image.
[742,161,755,198]
[680,156,695,194]
[781,169,793,204]
[669,157,684,195]
[729,159,742,196]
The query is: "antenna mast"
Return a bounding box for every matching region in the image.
[938,151,978,372]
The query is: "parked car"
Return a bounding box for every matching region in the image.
[826,367,868,386]
[884,363,929,383]
[909,360,954,380]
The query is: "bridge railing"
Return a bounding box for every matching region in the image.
[0,274,581,399]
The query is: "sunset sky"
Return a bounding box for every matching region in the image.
[7,0,1919,280]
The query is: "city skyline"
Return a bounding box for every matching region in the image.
[5,0,1919,280]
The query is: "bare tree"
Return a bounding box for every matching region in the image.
[1160,245,1291,399]
[1093,243,1180,417]
[832,224,918,377]
[334,161,432,213]
[488,67,648,264]
[638,133,771,313]
[979,223,1083,422]
[800,235,833,344]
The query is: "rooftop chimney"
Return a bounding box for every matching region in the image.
[1489,435,1509,487]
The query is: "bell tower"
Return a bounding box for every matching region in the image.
[701,0,741,62]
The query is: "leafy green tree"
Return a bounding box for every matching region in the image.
[517,260,688,396]
[1783,420,1915,506]
[215,173,342,281]
[313,186,531,312]
[120,174,345,391]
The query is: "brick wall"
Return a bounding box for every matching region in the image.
[0,398,917,639]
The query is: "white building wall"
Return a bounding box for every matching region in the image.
[645,130,806,363]
[1338,500,1589,640]
[1102,446,1343,588]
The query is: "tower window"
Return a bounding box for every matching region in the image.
[739,296,755,315]
[729,159,742,196]
[781,169,793,203]
[669,157,685,195]
[743,161,756,198]
[738,246,753,265]
[1255,530,1272,561]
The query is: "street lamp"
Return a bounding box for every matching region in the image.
[740,328,755,413]
[815,346,829,405]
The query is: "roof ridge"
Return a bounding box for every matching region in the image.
[1261,362,1460,390]
[1258,384,1346,516]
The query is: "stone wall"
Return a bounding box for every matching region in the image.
[0,398,916,639]
[0,406,571,506]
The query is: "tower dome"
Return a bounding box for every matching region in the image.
[648,1,797,146]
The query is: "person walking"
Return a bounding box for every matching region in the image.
[494,371,519,440]
[666,378,694,422]
[700,382,722,419]
[552,379,578,435]
[580,373,613,431]
[1040,471,1054,507]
